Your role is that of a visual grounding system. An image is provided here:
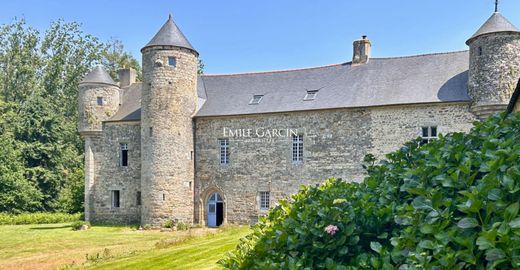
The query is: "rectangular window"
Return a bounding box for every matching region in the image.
[97,97,104,106]
[120,143,128,167]
[111,190,120,208]
[292,135,304,162]
[421,126,438,145]
[149,127,153,137]
[136,191,141,206]
[304,90,318,101]
[260,191,270,210]
[219,139,229,165]
[168,56,176,67]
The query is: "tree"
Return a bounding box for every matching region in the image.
[0,101,43,213]
[198,58,205,75]
[102,38,142,82]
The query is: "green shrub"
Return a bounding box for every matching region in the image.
[163,219,174,229]
[71,220,90,231]
[219,112,520,269]
[0,212,81,225]
[177,221,190,231]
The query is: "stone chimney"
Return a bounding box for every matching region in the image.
[352,35,371,65]
[118,68,137,87]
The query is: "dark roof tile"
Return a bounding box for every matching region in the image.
[142,15,196,53]
[467,12,520,44]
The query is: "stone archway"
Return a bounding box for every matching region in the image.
[201,186,226,227]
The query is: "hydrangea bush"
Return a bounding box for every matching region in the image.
[219,113,520,269]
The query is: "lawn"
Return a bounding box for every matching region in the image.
[0,223,250,270]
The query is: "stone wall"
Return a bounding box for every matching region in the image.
[78,83,120,133]
[370,103,477,158]
[468,33,520,118]
[89,121,141,224]
[194,102,477,225]
[140,46,198,226]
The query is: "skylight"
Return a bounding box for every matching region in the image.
[249,95,264,105]
[304,90,318,101]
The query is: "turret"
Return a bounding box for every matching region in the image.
[78,65,120,221]
[78,65,120,135]
[467,9,520,120]
[140,15,198,226]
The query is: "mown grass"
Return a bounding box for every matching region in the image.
[0,223,249,270]
[84,226,250,270]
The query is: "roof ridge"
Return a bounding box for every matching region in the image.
[371,50,469,60]
[202,50,469,77]
[202,62,347,77]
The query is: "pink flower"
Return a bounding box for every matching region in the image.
[324,224,339,236]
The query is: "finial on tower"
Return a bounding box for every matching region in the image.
[495,0,499,12]
[169,13,172,20]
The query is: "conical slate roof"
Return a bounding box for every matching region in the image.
[80,65,117,86]
[141,15,197,53]
[467,12,520,44]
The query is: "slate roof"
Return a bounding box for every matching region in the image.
[107,83,142,122]
[196,50,471,117]
[108,51,471,121]
[80,65,117,86]
[142,15,197,53]
[467,12,520,44]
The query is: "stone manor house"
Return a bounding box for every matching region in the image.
[78,9,520,227]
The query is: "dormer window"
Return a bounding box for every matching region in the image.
[168,56,177,67]
[249,95,263,105]
[304,90,318,101]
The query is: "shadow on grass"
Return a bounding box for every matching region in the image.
[30,224,72,230]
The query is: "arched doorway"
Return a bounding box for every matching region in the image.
[207,192,224,227]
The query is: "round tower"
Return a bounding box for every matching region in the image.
[467,9,520,120]
[140,15,198,226]
[78,65,120,221]
[78,66,120,134]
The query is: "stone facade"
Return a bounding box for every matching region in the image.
[78,83,120,133]
[78,12,520,227]
[88,122,141,223]
[468,33,520,119]
[140,46,198,226]
[193,102,477,224]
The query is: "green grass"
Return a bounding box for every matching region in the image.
[0,223,250,270]
[84,226,249,270]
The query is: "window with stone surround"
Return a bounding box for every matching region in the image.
[111,190,120,208]
[168,56,176,67]
[97,96,104,106]
[259,191,270,210]
[120,143,128,167]
[292,134,303,162]
[421,126,438,145]
[219,139,229,165]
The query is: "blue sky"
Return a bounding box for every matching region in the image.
[1,0,519,74]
